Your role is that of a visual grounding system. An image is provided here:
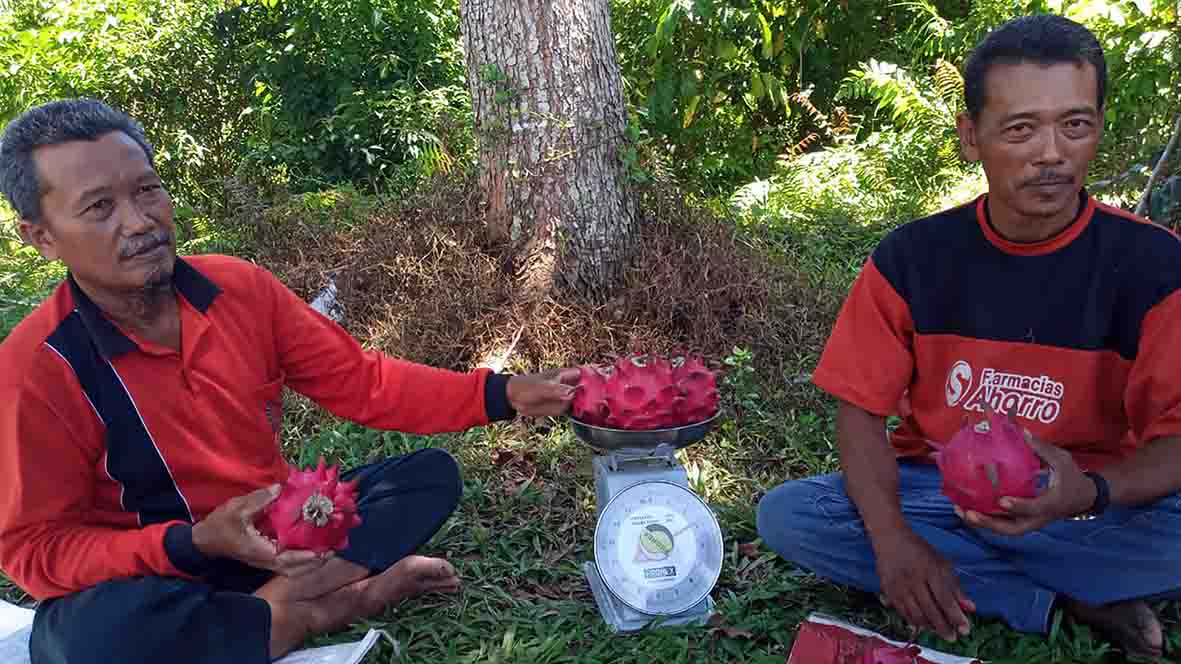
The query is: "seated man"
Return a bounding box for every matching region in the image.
[0,99,578,663]
[757,14,1181,661]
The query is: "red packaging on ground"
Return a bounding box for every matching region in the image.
[788,614,985,664]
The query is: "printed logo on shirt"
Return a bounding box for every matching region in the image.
[945,361,973,407]
[945,361,1065,424]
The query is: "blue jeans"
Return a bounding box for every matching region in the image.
[756,461,1181,633]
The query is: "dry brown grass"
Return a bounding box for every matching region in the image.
[253,173,839,392]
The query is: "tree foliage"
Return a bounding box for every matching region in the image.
[0,0,1176,220]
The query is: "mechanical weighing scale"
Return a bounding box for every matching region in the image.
[570,413,725,633]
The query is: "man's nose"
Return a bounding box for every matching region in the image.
[118,197,156,235]
[1034,127,1064,165]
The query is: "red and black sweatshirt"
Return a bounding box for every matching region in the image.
[813,191,1181,470]
[0,255,514,600]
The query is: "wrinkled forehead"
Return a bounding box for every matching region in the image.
[980,60,1100,120]
[34,130,155,201]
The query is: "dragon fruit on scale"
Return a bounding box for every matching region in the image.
[572,352,720,430]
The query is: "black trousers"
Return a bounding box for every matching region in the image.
[30,448,462,664]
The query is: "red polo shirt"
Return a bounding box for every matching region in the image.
[0,254,513,600]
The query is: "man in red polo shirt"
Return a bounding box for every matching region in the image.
[0,98,579,663]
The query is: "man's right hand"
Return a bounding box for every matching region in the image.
[191,485,329,577]
[873,527,975,642]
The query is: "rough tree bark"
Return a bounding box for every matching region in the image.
[459,0,638,300]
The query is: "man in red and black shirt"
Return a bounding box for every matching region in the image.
[757,15,1181,661]
[0,99,577,663]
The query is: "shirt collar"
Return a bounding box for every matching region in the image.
[68,257,223,361]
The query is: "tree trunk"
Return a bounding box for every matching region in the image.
[459,0,637,300]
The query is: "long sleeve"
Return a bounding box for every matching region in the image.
[0,384,191,600]
[257,265,515,433]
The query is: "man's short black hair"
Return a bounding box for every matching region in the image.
[0,98,155,223]
[963,14,1107,119]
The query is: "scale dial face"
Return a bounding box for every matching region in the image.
[593,480,724,616]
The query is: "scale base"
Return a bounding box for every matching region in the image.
[583,560,715,633]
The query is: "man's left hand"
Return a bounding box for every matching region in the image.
[956,430,1097,536]
[506,368,580,417]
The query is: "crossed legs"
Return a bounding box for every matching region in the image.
[29,448,465,664]
[756,461,1181,659]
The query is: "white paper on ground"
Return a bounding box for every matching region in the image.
[0,600,33,639]
[805,613,985,664]
[0,601,33,664]
[0,599,391,664]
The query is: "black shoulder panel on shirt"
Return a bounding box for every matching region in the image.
[867,200,1181,360]
[45,312,193,525]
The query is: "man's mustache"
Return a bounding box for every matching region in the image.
[1021,170,1074,188]
[120,232,172,260]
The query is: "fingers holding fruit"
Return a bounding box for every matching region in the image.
[506,371,578,417]
[192,485,284,569]
[934,405,1092,535]
[194,458,361,575]
[956,430,1095,535]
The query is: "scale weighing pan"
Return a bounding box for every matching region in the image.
[569,412,721,451]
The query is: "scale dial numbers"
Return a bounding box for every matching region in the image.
[593,481,724,617]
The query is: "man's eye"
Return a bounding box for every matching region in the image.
[139,184,161,193]
[87,199,113,214]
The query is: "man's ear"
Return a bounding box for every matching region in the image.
[19,219,59,262]
[955,111,981,163]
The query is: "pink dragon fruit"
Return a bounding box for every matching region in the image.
[257,457,362,553]
[672,354,720,424]
[571,352,720,430]
[929,407,1042,515]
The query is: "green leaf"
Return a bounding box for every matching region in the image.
[716,39,738,60]
[749,71,765,100]
[649,5,684,58]
[680,69,698,98]
[765,73,784,109]
[756,12,773,60]
[683,95,701,128]
[649,74,678,127]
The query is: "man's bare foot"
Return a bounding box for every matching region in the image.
[1065,598,1163,660]
[263,555,460,659]
[356,555,461,617]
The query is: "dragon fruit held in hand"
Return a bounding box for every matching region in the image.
[571,352,720,430]
[257,456,362,553]
[930,407,1042,515]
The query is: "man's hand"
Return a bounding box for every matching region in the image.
[192,485,330,577]
[956,430,1096,536]
[873,527,975,642]
[506,368,579,417]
